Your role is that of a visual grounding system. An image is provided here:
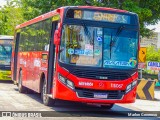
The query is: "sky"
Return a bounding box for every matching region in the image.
[0,0,160,32]
[147,22,160,32]
[0,0,7,7]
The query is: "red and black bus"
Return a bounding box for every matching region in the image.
[12,6,139,109]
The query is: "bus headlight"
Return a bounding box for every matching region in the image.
[132,80,137,87]
[58,73,75,90]
[126,80,137,94]
[126,84,131,93]
[66,80,75,90]
[58,74,66,83]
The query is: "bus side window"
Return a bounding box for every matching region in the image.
[42,19,52,51]
[44,44,49,51]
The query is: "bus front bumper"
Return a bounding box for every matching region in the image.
[53,80,137,104]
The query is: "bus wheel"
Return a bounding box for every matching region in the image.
[18,70,27,93]
[101,104,114,109]
[41,80,54,106]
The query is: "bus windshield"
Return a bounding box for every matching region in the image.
[0,44,12,65]
[59,24,138,69]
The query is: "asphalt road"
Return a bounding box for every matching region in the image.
[0,81,157,120]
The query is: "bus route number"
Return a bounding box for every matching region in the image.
[111,83,123,88]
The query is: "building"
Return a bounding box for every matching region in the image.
[158,32,160,48]
[140,32,159,48]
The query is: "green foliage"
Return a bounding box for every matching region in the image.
[142,70,158,79]
[122,0,160,37]
[19,0,160,37]
[142,46,160,76]
[0,0,160,36]
[146,46,160,62]
[20,0,87,20]
[0,0,25,35]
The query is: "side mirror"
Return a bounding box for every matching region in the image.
[54,30,60,45]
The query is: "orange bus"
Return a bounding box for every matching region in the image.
[12,6,139,109]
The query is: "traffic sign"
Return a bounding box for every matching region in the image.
[138,63,145,69]
[138,47,147,63]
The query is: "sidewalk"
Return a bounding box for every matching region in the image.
[130,87,160,111]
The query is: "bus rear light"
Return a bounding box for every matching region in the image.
[126,80,137,94]
[58,73,75,90]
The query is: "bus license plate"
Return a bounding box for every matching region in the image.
[94,93,108,99]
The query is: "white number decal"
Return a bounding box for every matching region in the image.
[111,83,123,88]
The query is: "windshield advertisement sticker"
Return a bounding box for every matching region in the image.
[104,57,137,67]
[74,49,85,55]
[68,48,74,55]
[94,49,101,55]
[84,49,93,56]
[85,44,93,49]
[97,30,102,36]
[97,29,103,42]
[97,36,102,41]
[68,48,93,56]
[129,57,137,67]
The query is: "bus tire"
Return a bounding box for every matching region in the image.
[41,80,54,106]
[101,104,114,109]
[18,70,27,93]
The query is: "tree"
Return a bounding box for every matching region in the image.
[17,0,160,37]
[20,0,87,20]
[1,0,160,36]
[146,46,160,62]
[0,0,25,35]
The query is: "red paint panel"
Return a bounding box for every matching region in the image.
[52,64,138,104]
[53,79,136,104]
[16,51,49,92]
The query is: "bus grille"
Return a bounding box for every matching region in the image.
[72,69,129,80]
[76,88,125,99]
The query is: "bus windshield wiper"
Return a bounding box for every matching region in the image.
[110,26,125,47]
[82,23,95,57]
[109,26,125,58]
[82,23,93,44]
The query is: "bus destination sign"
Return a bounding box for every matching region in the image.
[74,10,130,24]
[0,40,12,44]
